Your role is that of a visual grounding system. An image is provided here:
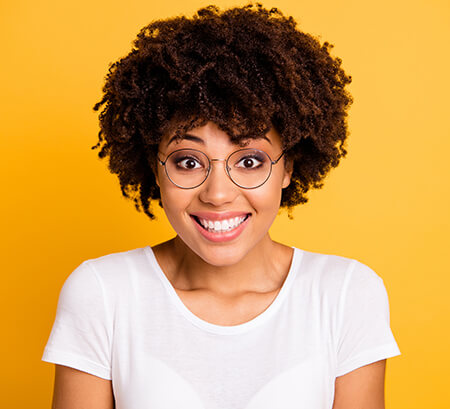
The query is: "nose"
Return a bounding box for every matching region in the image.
[197,160,239,206]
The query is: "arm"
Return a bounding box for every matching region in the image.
[51,364,115,409]
[42,262,114,407]
[332,359,386,409]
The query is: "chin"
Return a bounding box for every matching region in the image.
[202,245,249,266]
[182,238,252,267]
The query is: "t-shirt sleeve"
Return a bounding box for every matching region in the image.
[41,260,112,380]
[335,260,401,377]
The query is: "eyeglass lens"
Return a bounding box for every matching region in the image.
[164,149,273,188]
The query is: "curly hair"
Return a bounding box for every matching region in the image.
[92,2,352,220]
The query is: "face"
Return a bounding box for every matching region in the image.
[154,121,293,267]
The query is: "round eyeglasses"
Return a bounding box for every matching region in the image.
[157,148,285,189]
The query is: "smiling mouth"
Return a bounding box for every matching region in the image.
[191,214,251,234]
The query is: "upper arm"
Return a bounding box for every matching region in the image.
[332,359,386,409]
[52,364,115,409]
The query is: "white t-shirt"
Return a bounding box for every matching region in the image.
[42,246,401,409]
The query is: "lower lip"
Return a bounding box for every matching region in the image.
[191,215,251,243]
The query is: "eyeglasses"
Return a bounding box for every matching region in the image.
[157,148,285,189]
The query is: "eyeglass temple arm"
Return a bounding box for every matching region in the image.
[156,153,165,166]
[157,150,285,165]
[272,150,285,164]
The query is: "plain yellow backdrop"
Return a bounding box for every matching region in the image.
[1,0,449,407]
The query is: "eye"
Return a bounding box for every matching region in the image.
[235,154,264,169]
[175,156,203,170]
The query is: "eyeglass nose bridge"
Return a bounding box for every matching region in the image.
[206,151,284,186]
[157,148,285,189]
[206,158,232,180]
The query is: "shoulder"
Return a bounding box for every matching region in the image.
[293,247,384,297]
[82,245,149,267]
[61,246,152,301]
[79,246,150,281]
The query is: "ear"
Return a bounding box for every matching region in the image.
[282,157,294,189]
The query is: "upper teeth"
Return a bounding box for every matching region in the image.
[198,216,247,232]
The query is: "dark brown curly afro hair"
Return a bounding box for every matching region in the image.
[92,2,352,220]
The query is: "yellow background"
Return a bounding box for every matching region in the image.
[1,0,449,407]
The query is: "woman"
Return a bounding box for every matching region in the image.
[42,3,401,408]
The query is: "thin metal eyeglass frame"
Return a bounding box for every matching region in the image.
[157,148,285,189]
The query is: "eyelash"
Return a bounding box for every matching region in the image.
[176,156,203,169]
[175,154,265,169]
[235,155,264,169]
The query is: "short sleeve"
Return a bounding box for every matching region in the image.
[335,260,401,377]
[41,260,112,380]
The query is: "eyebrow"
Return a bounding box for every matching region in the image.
[166,134,204,147]
[166,133,272,147]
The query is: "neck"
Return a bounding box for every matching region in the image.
[158,235,291,297]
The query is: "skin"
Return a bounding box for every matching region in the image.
[52,360,387,408]
[333,360,387,409]
[152,121,294,298]
[51,365,114,409]
[50,121,387,408]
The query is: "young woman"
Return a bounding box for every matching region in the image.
[42,3,401,408]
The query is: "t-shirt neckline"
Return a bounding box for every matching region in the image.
[144,245,302,335]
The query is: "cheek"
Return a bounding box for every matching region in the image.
[158,179,192,219]
[246,178,284,214]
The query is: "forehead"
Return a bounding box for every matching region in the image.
[164,133,273,148]
[160,121,280,148]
